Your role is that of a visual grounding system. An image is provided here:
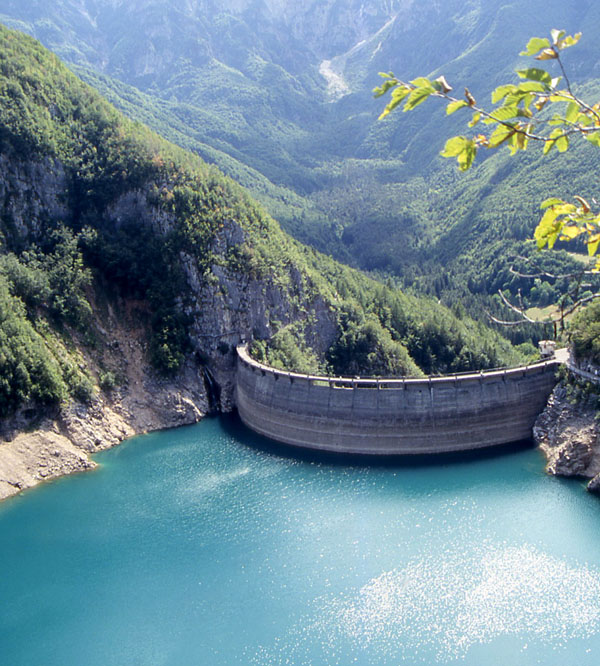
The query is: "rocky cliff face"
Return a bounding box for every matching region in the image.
[0,295,209,501]
[534,383,600,494]
[0,150,340,501]
[102,185,339,407]
[0,154,69,241]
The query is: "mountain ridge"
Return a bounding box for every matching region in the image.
[0,23,526,498]
[5,0,599,328]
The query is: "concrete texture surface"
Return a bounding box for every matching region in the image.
[235,346,561,455]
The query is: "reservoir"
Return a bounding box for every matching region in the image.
[1,416,600,665]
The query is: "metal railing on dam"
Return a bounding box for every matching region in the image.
[235,345,562,455]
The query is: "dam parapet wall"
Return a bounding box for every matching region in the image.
[235,346,561,455]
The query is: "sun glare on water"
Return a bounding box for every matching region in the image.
[253,545,600,664]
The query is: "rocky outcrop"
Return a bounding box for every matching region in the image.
[0,153,339,502]
[534,383,600,493]
[104,187,339,410]
[0,154,69,242]
[0,430,94,500]
[0,297,209,502]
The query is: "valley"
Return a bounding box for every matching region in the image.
[0,0,600,492]
[3,4,600,663]
[3,0,599,335]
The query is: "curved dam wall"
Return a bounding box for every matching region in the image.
[235,346,561,455]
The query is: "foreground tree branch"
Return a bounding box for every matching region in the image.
[375,29,600,271]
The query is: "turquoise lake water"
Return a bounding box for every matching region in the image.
[2,416,600,665]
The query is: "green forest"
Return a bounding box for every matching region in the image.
[4,0,599,344]
[0,24,530,417]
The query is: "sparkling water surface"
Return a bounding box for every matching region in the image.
[2,416,600,665]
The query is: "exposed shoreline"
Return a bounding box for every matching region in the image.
[0,298,209,503]
[534,382,600,494]
[3,362,599,503]
[0,390,207,503]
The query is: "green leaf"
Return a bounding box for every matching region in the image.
[520,37,550,56]
[488,124,516,148]
[543,128,569,155]
[565,102,579,123]
[404,86,433,111]
[378,98,400,118]
[561,225,582,240]
[440,136,477,170]
[509,128,530,154]
[491,85,517,104]
[549,92,573,102]
[535,207,563,249]
[588,235,600,256]
[440,136,469,157]
[457,140,477,171]
[551,29,566,45]
[587,132,600,147]
[515,81,548,94]
[484,106,519,124]
[392,85,410,97]
[446,100,468,115]
[373,79,397,98]
[554,203,577,215]
[516,68,552,85]
[587,228,600,256]
[378,86,410,118]
[468,111,481,127]
[537,207,559,227]
[543,139,557,155]
[556,134,569,152]
[410,77,432,88]
[503,92,536,109]
[540,198,566,209]
[560,32,582,49]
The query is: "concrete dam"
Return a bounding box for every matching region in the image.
[235,345,561,455]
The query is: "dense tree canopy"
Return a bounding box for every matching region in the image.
[376,29,600,332]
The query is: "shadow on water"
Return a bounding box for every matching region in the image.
[219,410,537,471]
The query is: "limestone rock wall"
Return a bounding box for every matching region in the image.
[534,383,600,493]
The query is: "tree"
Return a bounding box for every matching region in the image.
[374,29,600,330]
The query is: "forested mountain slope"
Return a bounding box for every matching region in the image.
[2,0,599,331]
[0,25,524,428]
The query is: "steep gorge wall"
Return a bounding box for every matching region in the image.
[0,153,339,500]
[0,153,339,402]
